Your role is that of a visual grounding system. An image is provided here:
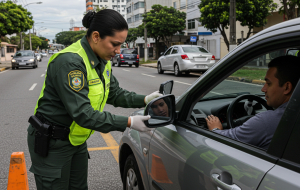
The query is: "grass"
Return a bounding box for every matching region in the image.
[231,67,267,81]
[139,58,157,64]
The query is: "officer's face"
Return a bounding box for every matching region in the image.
[91,30,128,60]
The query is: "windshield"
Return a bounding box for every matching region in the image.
[15,51,33,57]
[182,47,208,53]
[122,49,137,54]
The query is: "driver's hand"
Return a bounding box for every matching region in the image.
[206,115,223,131]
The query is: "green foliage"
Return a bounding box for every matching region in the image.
[199,0,277,51]
[10,33,42,50]
[55,30,86,46]
[278,0,300,20]
[143,4,186,48]
[39,36,50,50]
[0,1,34,38]
[125,28,139,47]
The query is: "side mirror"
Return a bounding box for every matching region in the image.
[160,52,164,56]
[144,95,176,128]
[159,80,174,95]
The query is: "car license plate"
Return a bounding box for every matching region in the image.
[196,65,206,68]
[19,62,26,65]
[128,62,133,65]
[195,58,207,61]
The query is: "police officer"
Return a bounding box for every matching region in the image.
[27,10,161,189]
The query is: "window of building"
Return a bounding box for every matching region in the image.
[127,17,131,23]
[126,0,131,3]
[180,0,186,9]
[135,14,139,21]
[134,2,144,10]
[103,0,108,2]
[122,5,126,7]
[127,6,131,13]
[187,0,196,9]
[173,2,176,9]
[100,5,103,7]
[100,0,102,2]
[7,47,14,53]
[188,19,195,29]
[122,0,124,2]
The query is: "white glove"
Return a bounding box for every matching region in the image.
[145,91,163,104]
[130,115,152,132]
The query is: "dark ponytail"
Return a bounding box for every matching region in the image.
[82,9,128,39]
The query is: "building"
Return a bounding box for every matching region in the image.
[1,42,17,62]
[86,0,127,20]
[70,27,87,31]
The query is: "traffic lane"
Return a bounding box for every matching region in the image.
[0,58,49,190]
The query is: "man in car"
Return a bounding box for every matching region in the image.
[206,56,300,149]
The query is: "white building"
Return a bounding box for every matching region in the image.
[86,0,127,20]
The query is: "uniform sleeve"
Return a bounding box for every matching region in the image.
[106,72,146,108]
[214,112,268,147]
[52,55,128,133]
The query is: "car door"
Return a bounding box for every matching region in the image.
[166,47,179,70]
[147,29,300,190]
[160,47,173,70]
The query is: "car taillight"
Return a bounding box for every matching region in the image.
[120,54,123,59]
[211,55,215,60]
[137,55,139,59]
[181,54,189,60]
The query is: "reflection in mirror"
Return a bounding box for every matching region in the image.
[163,82,172,95]
[148,97,172,125]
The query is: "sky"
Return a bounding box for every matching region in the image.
[17,0,86,42]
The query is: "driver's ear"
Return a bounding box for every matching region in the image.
[283,81,293,95]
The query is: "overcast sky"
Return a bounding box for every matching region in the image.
[18,0,86,41]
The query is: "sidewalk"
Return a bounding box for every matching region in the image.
[0,60,11,72]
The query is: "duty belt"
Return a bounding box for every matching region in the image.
[35,112,70,141]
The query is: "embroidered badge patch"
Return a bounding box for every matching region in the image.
[68,70,84,92]
[89,78,101,86]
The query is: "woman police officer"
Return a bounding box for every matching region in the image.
[27,10,161,189]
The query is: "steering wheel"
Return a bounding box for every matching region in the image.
[226,94,273,129]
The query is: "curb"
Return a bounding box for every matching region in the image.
[0,66,11,72]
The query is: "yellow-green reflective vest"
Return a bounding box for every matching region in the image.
[34,39,111,146]
[296,51,299,57]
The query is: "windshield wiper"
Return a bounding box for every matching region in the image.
[200,92,250,101]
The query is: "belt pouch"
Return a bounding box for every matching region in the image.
[34,125,51,157]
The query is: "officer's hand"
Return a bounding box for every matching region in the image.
[145,91,163,104]
[130,115,152,132]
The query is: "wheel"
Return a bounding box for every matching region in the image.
[157,62,164,74]
[16,67,19,69]
[12,67,15,70]
[40,59,42,62]
[174,63,182,76]
[135,63,139,68]
[129,64,132,67]
[112,59,115,66]
[117,60,121,67]
[123,155,144,190]
[185,71,190,75]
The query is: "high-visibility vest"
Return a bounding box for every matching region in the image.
[296,50,299,57]
[34,39,111,146]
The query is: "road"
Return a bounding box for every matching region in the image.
[0,56,263,189]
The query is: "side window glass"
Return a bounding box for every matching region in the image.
[164,48,173,55]
[171,48,178,54]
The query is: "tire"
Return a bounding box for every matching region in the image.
[157,62,164,74]
[135,63,139,68]
[174,63,182,76]
[112,59,115,67]
[12,67,15,70]
[117,60,121,67]
[129,64,132,67]
[123,155,144,190]
[39,59,42,62]
[16,67,19,69]
[185,71,190,75]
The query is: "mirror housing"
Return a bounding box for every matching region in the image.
[144,94,176,128]
[159,80,174,95]
[160,52,164,56]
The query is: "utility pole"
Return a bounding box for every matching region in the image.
[144,0,148,62]
[20,32,23,50]
[229,0,236,52]
[29,29,32,50]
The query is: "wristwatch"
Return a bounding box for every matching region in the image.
[212,128,220,132]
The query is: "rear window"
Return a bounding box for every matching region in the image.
[122,49,137,54]
[182,47,208,53]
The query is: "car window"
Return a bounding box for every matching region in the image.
[164,48,173,55]
[171,48,178,54]
[182,47,208,53]
[122,49,137,54]
[15,51,33,57]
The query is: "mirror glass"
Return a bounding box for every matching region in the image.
[148,97,172,125]
[163,82,172,95]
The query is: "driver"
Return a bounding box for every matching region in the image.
[206,56,300,150]
[151,98,169,117]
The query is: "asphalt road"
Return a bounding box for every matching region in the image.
[0,56,263,189]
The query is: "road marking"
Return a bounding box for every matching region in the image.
[226,79,263,86]
[0,70,8,74]
[123,69,130,72]
[210,91,223,95]
[175,81,191,85]
[88,146,119,152]
[41,74,45,77]
[29,83,37,91]
[142,73,155,77]
[100,133,119,163]
[45,69,47,71]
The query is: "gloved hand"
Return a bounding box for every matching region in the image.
[145,91,163,104]
[130,115,152,132]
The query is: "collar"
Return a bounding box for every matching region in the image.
[278,102,288,109]
[80,36,103,69]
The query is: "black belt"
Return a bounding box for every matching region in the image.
[35,112,70,141]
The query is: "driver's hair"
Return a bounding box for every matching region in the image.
[268,56,300,90]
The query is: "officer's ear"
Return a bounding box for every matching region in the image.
[92,31,100,44]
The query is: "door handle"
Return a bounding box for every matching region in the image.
[211,174,241,190]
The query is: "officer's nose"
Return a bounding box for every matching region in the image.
[115,47,121,54]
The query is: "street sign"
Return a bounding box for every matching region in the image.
[190,36,197,42]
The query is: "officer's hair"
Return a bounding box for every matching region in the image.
[268,55,300,89]
[82,9,128,39]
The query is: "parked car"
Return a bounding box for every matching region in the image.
[157,45,216,76]
[35,53,42,62]
[41,52,48,57]
[111,48,139,67]
[11,50,38,69]
[48,50,53,54]
[53,49,59,54]
[118,18,300,190]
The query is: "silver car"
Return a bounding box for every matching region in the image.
[157,45,216,76]
[119,18,300,190]
[41,52,48,57]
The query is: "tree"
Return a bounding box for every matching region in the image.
[39,36,50,50]
[199,0,277,51]
[0,1,34,38]
[278,0,300,20]
[143,4,186,48]
[23,33,42,50]
[55,31,86,46]
[125,28,139,48]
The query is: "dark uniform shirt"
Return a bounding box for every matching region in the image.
[36,36,146,133]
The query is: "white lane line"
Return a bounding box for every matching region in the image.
[210,91,223,95]
[226,79,263,86]
[142,73,155,77]
[45,69,47,71]
[175,81,191,85]
[29,83,37,91]
[123,69,130,72]
[41,74,45,77]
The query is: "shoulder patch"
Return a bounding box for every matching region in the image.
[68,70,84,92]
